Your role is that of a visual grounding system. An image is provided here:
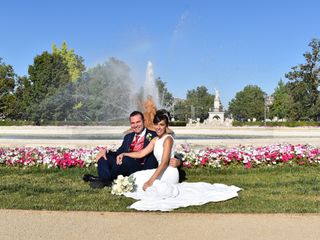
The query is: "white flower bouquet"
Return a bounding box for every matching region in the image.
[111,175,136,195]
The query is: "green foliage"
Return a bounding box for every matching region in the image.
[38,84,75,121]
[0,120,34,126]
[269,79,292,120]
[38,119,129,126]
[185,86,214,122]
[0,58,16,119]
[232,121,263,127]
[12,76,32,120]
[71,58,133,121]
[156,77,174,110]
[169,121,187,126]
[52,42,85,82]
[26,51,71,122]
[11,43,85,122]
[285,39,320,121]
[172,98,188,121]
[228,85,265,121]
[232,120,320,127]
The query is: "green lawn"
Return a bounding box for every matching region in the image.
[1,166,320,212]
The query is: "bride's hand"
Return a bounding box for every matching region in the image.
[116,154,124,165]
[143,180,153,191]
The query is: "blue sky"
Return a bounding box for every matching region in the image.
[1,0,320,107]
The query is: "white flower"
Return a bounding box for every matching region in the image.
[111,175,136,195]
[146,133,153,141]
[118,175,124,180]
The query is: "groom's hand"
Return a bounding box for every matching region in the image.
[116,154,124,165]
[169,157,181,168]
[96,148,108,161]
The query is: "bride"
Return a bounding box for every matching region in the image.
[117,109,241,211]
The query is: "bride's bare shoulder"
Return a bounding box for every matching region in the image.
[163,134,174,144]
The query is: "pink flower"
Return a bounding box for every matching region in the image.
[245,161,252,169]
[200,157,209,166]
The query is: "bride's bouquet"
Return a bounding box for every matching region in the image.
[111,175,136,195]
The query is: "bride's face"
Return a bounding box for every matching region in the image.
[154,120,167,137]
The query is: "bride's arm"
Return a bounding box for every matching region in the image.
[119,138,155,160]
[143,137,173,191]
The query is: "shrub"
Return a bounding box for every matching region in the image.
[0,120,34,126]
[232,121,320,127]
[169,121,187,127]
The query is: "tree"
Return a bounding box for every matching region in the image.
[228,85,265,121]
[172,98,188,121]
[0,58,16,119]
[12,76,32,120]
[269,79,292,120]
[72,58,133,121]
[27,51,70,122]
[52,42,85,82]
[185,86,214,122]
[155,77,174,110]
[285,38,320,121]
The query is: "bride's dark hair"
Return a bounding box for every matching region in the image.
[153,109,171,126]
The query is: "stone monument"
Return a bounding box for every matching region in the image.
[205,89,225,125]
[187,89,232,127]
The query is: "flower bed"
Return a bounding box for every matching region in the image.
[0,146,101,168]
[176,143,320,168]
[1,144,320,169]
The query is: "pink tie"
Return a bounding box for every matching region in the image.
[130,135,140,151]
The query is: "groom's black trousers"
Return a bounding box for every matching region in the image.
[97,152,158,181]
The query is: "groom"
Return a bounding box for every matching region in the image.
[84,111,180,188]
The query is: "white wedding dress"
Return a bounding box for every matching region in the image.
[124,135,242,211]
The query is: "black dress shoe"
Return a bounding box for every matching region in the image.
[83,174,100,182]
[89,179,112,189]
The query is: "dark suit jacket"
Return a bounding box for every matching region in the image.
[114,128,158,169]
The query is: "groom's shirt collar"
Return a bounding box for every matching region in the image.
[136,128,146,138]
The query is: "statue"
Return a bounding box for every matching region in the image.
[143,95,157,130]
[215,89,220,99]
[214,89,220,111]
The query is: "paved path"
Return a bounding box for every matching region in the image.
[1,210,320,240]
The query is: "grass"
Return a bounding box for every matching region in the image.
[1,166,320,212]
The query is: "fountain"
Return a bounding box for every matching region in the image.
[143,61,160,108]
[142,61,161,130]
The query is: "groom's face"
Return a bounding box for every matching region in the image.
[130,114,145,135]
